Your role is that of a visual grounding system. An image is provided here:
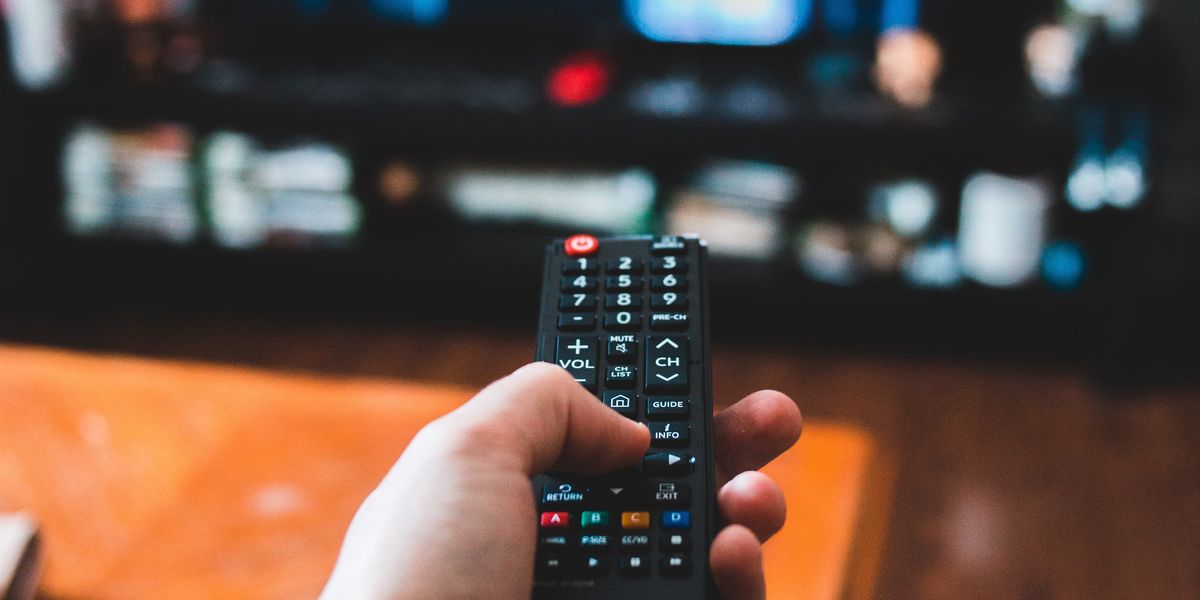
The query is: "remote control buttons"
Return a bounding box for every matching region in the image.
[650,236,687,254]
[601,391,638,419]
[661,511,691,529]
[565,234,599,256]
[651,256,687,273]
[645,336,688,394]
[606,365,637,389]
[649,422,690,446]
[643,452,692,476]
[646,397,689,419]
[540,535,570,549]
[537,556,567,577]
[560,294,597,312]
[606,335,637,364]
[661,533,691,552]
[607,257,643,273]
[580,556,610,576]
[562,257,599,274]
[542,482,588,507]
[649,312,689,331]
[581,511,610,528]
[618,555,650,577]
[651,293,687,310]
[556,336,598,390]
[606,275,643,291]
[621,512,651,529]
[561,275,597,292]
[620,534,651,549]
[558,314,595,331]
[540,512,570,528]
[605,293,642,310]
[604,311,642,332]
[650,274,687,292]
[649,481,691,506]
[661,555,692,577]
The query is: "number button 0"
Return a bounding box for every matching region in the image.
[651,256,687,274]
[651,293,687,310]
[605,293,643,310]
[606,275,643,292]
[650,274,687,292]
[604,312,642,332]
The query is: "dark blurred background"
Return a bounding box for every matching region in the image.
[2,2,1200,599]
[0,0,1197,386]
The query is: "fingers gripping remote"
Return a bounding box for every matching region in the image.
[532,235,716,600]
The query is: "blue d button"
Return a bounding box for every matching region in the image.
[661,510,691,529]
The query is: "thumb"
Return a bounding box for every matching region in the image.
[440,362,650,475]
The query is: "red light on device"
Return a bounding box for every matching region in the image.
[547,52,611,108]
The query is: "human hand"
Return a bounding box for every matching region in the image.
[321,363,802,600]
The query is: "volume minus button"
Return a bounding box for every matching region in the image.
[555,336,598,391]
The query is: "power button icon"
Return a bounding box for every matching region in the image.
[564,234,599,256]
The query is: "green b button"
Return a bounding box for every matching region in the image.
[581,511,610,528]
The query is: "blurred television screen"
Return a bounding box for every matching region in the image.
[2,0,1196,374]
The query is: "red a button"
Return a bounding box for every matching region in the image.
[540,512,570,528]
[564,234,599,257]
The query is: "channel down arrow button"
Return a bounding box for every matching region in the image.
[645,336,688,393]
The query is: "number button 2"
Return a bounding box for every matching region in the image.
[607,257,643,273]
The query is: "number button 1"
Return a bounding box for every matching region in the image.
[563,257,599,275]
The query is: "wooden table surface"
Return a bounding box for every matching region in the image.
[0,343,888,600]
[4,313,1200,599]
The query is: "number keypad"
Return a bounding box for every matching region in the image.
[537,236,706,588]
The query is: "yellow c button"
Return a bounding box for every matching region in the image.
[621,511,650,530]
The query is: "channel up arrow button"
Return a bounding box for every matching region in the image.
[645,336,688,394]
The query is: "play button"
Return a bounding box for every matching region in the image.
[643,452,692,476]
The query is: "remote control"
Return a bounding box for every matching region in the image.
[531,234,716,600]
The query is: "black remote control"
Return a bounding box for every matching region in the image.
[531,234,716,600]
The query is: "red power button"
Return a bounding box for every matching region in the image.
[564,234,599,256]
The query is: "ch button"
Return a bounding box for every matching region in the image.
[645,336,688,394]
